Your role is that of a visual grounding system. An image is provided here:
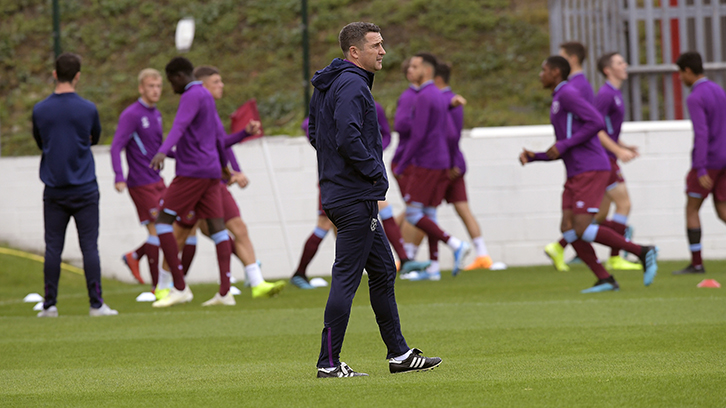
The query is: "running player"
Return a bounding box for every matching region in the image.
[172,65,285,302]
[435,62,494,271]
[673,52,726,275]
[149,56,233,308]
[544,41,596,270]
[592,52,642,271]
[111,68,166,291]
[520,56,658,293]
[394,52,470,279]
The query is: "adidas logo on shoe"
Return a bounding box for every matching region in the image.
[389,348,442,373]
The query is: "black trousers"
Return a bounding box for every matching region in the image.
[317,200,409,368]
[43,188,103,309]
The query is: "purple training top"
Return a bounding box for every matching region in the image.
[686,78,726,175]
[395,81,453,173]
[392,85,418,166]
[442,87,466,174]
[567,72,595,105]
[531,81,609,178]
[594,82,625,161]
[157,82,227,179]
[110,99,164,187]
[375,102,391,150]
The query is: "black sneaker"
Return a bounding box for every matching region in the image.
[672,264,705,275]
[317,362,368,378]
[389,348,442,373]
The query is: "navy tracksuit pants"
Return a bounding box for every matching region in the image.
[42,187,104,309]
[317,200,409,368]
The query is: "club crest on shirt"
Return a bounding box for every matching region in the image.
[576,200,585,208]
[615,96,622,106]
[370,218,378,232]
[552,101,560,114]
[149,208,159,219]
[141,116,150,129]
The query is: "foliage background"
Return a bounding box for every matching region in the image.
[0,0,550,156]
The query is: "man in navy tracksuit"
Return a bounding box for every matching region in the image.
[32,53,117,317]
[310,22,441,378]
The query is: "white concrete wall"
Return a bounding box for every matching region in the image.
[1,120,719,284]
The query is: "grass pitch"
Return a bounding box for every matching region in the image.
[1,251,725,407]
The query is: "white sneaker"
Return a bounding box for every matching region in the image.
[37,306,58,317]
[201,291,236,306]
[152,286,193,308]
[400,271,419,280]
[89,303,118,316]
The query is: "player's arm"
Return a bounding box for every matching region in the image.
[519,148,550,165]
[376,103,391,149]
[594,94,636,162]
[687,96,709,178]
[110,112,136,190]
[393,96,412,136]
[151,92,200,169]
[90,107,102,145]
[395,92,431,175]
[554,92,605,155]
[333,80,384,183]
[32,111,43,150]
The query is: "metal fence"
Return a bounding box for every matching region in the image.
[549,0,726,121]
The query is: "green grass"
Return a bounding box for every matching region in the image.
[1,251,725,407]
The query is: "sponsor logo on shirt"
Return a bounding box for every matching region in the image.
[552,101,560,114]
[141,116,150,129]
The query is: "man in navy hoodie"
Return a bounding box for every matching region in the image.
[33,53,117,317]
[310,22,441,378]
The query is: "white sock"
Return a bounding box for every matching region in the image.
[473,236,488,257]
[446,236,462,251]
[393,349,412,362]
[426,260,440,273]
[245,263,264,287]
[403,243,418,259]
[158,269,173,289]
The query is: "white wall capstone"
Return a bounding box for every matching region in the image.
[1,120,719,284]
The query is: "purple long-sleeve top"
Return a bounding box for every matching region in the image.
[394,81,453,173]
[442,87,466,174]
[110,99,164,187]
[594,82,625,161]
[375,102,391,150]
[568,72,595,105]
[686,78,726,176]
[531,81,609,178]
[157,82,226,179]
[391,85,418,167]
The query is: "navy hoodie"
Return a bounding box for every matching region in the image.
[309,58,388,210]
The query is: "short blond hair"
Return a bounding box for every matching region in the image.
[138,68,162,85]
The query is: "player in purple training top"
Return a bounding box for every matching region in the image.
[592,53,643,272]
[435,62,495,272]
[394,52,470,279]
[673,52,726,275]
[111,68,166,293]
[148,56,233,308]
[520,56,658,293]
[544,41,597,271]
[171,65,285,302]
